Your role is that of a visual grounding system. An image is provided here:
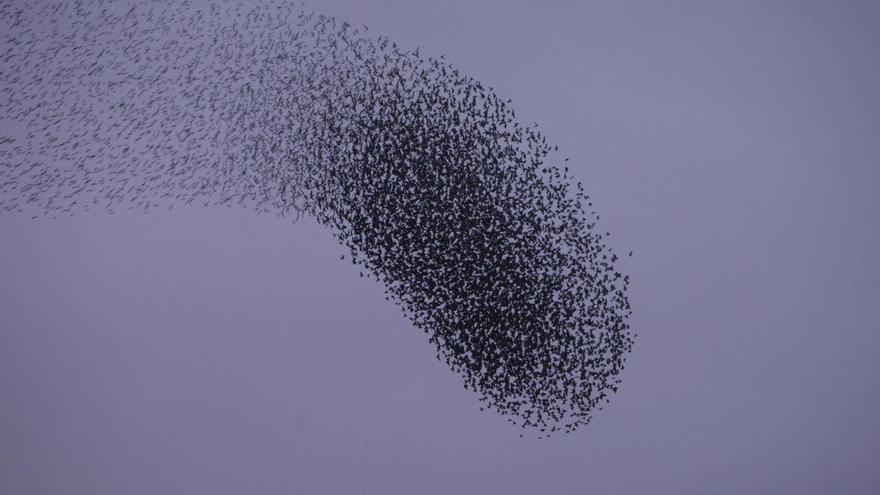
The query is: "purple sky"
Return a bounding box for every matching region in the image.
[2,1,879,493]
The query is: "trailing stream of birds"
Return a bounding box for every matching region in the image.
[1,1,635,436]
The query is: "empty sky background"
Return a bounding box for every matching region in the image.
[2,1,879,493]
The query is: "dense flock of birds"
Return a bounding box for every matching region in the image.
[0,1,634,436]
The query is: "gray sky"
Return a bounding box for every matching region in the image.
[2,1,879,493]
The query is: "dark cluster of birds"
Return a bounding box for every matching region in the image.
[0,1,634,436]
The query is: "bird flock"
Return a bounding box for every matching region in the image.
[0,1,635,436]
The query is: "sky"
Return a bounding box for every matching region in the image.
[2,1,879,493]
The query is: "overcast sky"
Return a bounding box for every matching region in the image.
[2,1,879,493]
